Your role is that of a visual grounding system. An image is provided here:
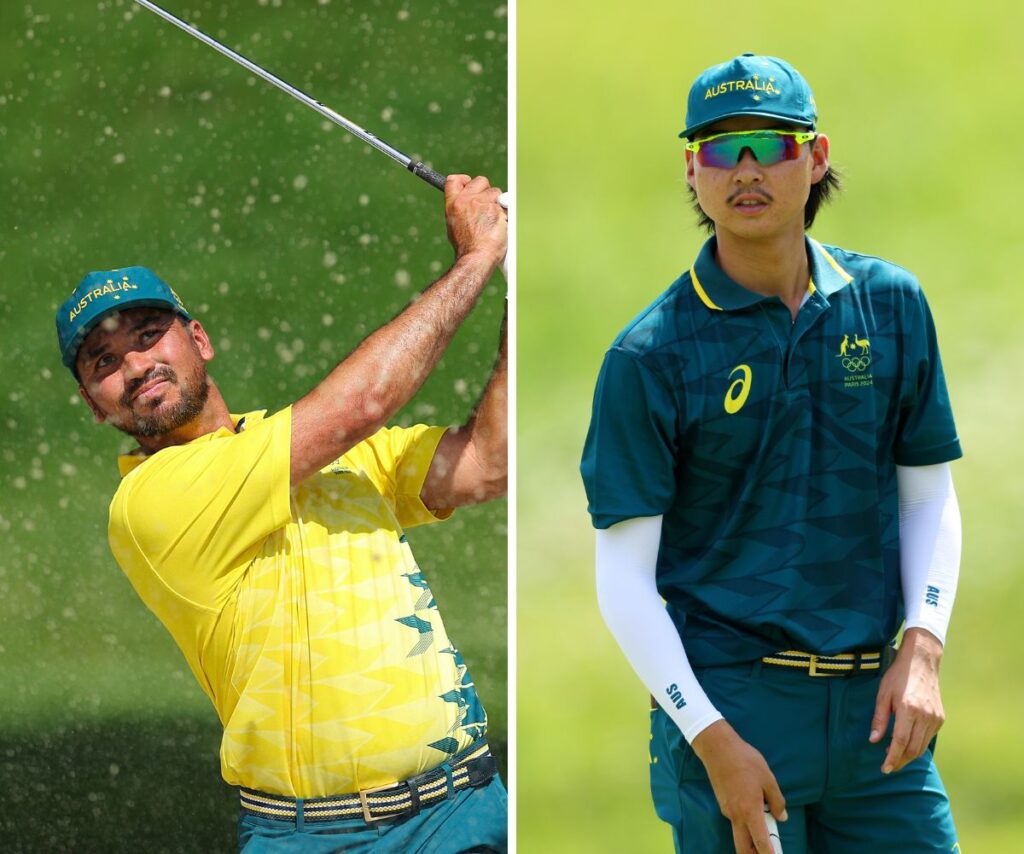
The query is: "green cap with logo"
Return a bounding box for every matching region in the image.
[680,53,817,139]
[56,266,191,371]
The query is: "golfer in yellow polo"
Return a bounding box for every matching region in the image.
[55,175,508,852]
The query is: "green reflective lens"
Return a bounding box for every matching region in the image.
[685,130,816,168]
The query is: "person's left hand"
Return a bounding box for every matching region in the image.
[868,627,945,774]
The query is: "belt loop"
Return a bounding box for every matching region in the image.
[295,798,304,832]
[441,762,455,800]
[407,777,422,816]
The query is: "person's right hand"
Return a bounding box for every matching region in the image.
[444,174,507,266]
[692,720,787,854]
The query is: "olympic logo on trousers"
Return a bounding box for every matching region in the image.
[841,356,871,373]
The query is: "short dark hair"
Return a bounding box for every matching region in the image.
[689,165,841,233]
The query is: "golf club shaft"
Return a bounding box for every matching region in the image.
[132,0,448,191]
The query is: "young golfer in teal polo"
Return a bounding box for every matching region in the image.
[581,54,962,853]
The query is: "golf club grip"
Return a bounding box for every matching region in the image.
[409,162,511,211]
[409,161,447,191]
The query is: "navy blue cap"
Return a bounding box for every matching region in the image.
[680,53,817,139]
[56,266,191,370]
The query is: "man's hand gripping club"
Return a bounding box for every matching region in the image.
[289,175,507,486]
[693,720,787,854]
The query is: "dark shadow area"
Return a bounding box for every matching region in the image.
[0,717,236,853]
[0,717,508,853]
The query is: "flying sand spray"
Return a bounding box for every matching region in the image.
[131,0,509,272]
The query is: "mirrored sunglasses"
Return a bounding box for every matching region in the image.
[685,130,817,168]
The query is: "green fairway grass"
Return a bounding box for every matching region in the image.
[519,1,1024,850]
[0,1,506,849]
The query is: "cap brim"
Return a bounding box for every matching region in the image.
[679,111,815,139]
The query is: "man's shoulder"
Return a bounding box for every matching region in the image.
[610,273,694,358]
[109,441,209,544]
[113,441,194,502]
[112,407,290,511]
[818,242,923,297]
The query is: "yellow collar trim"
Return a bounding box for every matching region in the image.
[689,265,723,311]
[810,239,853,283]
[693,265,817,310]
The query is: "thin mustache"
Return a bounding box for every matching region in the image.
[123,367,175,406]
[728,188,773,204]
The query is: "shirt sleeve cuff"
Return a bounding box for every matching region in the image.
[394,425,455,527]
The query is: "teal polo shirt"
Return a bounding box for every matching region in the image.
[580,236,962,666]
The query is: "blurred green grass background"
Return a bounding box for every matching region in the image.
[519,2,1024,851]
[0,1,506,850]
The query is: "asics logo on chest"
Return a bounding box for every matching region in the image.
[724,364,752,414]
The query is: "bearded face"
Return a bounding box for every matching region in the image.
[113,359,211,439]
[76,309,217,444]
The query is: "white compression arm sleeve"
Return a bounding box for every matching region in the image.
[595,516,723,743]
[897,463,961,646]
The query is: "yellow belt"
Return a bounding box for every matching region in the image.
[761,649,884,677]
[239,741,495,825]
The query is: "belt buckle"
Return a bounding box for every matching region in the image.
[808,654,828,677]
[358,782,402,823]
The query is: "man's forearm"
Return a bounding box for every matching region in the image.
[291,249,500,484]
[870,463,957,775]
[461,306,508,492]
[419,306,507,509]
[897,463,961,646]
[595,516,724,743]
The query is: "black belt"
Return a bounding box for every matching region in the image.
[761,648,892,677]
[240,741,496,825]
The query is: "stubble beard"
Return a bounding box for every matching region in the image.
[114,361,211,440]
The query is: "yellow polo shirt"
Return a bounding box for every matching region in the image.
[107,408,487,798]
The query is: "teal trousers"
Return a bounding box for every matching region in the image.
[650,660,959,853]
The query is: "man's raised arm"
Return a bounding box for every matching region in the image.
[290,175,507,485]
[420,302,507,511]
